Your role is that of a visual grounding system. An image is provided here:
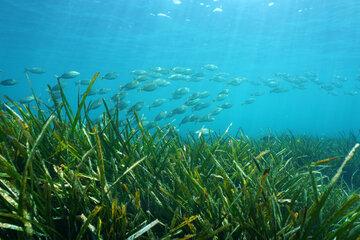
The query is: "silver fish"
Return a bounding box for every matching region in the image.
[270,87,288,93]
[155,111,168,121]
[111,92,127,102]
[134,75,148,82]
[0,79,17,86]
[149,98,167,109]
[115,100,129,110]
[209,107,223,116]
[172,87,190,99]
[75,79,90,86]
[198,115,215,123]
[219,102,233,109]
[89,99,103,111]
[169,105,188,116]
[20,95,37,104]
[97,88,111,95]
[180,114,199,125]
[56,70,80,80]
[198,91,210,99]
[25,67,46,74]
[228,77,246,86]
[121,80,139,91]
[203,64,218,71]
[139,82,158,92]
[172,67,192,75]
[102,72,119,80]
[192,102,211,111]
[241,98,255,105]
[127,101,145,114]
[215,93,227,101]
[132,70,147,75]
[219,89,230,95]
[151,67,170,75]
[153,78,170,87]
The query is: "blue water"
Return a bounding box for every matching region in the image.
[1,0,360,137]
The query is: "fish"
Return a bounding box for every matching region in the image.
[134,75,148,82]
[219,102,233,109]
[179,115,195,125]
[195,126,211,138]
[188,92,200,101]
[219,89,230,95]
[198,91,210,99]
[157,13,172,19]
[189,76,204,82]
[185,98,201,107]
[111,92,127,102]
[169,105,188,116]
[209,107,223,116]
[147,72,162,79]
[198,115,215,122]
[132,70,147,76]
[97,88,111,95]
[102,72,119,80]
[192,102,211,111]
[120,80,139,91]
[155,111,168,121]
[127,101,145,114]
[228,77,246,86]
[172,87,190,99]
[151,67,170,75]
[24,67,45,74]
[56,71,80,80]
[203,64,218,71]
[320,84,334,91]
[264,79,280,88]
[139,82,158,92]
[19,95,36,104]
[86,89,98,96]
[75,79,91,86]
[0,79,17,86]
[250,91,265,97]
[210,75,227,83]
[114,100,129,110]
[144,121,157,129]
[172,67,192,75]
[270,87,288,93]
[49,90,62,100]
[152,78,170,87]
[215,93,227,101]
[168,74,189,81]
[241,98,256,105]
[149,98,167,109]
[89,99,103,111]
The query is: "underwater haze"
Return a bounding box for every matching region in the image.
[1,0,360,136]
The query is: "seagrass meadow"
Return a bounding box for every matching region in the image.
[0,73,359,239]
